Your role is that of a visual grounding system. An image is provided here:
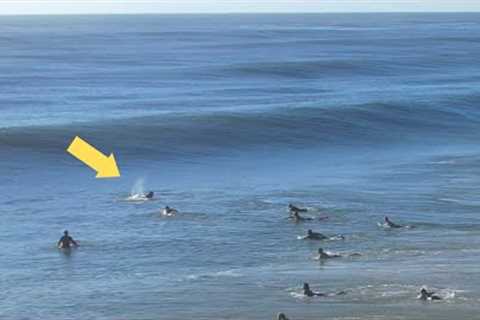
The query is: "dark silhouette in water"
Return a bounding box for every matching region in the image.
[316,248,341,259]
[418,288,442,301]
[304,229,328,240]
[290,211,312,222]
[288,203,308,214]
[302,230,345,241]
[380,216,415,229]
[57,230,78,249]
[145,191,154,199]
[384,216,402,228]
[162,206,178,216]
[303,282,325,297]
[303,282,346,297]
[315,248,361,260]
[277,313,290,320]
[289,204,307,214]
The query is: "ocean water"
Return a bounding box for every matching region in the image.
[1,13,480,320]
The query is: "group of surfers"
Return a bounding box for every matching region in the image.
[278,203,442,319]
[55,195,442,320]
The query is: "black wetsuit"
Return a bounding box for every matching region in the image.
[290,205,307,213]
[58,235,77,248]
[385,218,402,228]
[420,290,442,301]
[306,232,328,240]
[304,289,325,297]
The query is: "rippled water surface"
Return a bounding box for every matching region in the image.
[1,13,480,320]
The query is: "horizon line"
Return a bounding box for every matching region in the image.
[1,10,480,16]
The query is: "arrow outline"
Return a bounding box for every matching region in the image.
[67,136,120,179]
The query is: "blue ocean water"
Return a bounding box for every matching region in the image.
[1,13,480,320]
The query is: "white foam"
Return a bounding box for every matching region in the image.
[125,193,149,202]
[184,269,243,281]
[131,178,145,196]
[125,178,151,201]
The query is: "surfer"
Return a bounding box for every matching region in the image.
[57,230,78,249]
[290,211,312,222]
[162,206,178,216]
[384,216,402,228]
[418,288,442,301]
[303,283,346,297]
[289,204,307,214]
[302,230,345,241]
[303,283,326,297]
[126,191,154,201]
[304,229,328,240]
[315,248,341,259]
[314,248,359,260]
[277,313,290,320]
[145,191,154,199]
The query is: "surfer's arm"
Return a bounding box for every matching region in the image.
[70,237,79,246]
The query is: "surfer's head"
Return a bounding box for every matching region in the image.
[64,230,69,236]
[277,313,288,320]
[419,288,429,299]
[146,191,154,199]
[318,248,324,254]
[308,229,313,235]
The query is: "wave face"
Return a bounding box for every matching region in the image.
[2,101,480,161]
[1,13,480,161]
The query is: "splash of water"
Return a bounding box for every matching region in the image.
[130,178,146,197]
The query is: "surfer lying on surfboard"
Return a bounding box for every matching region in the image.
[303,282,346,297]
[289,204,308,214]
[378,216,414,229]
[299,230,345,241]
[162,206,178,216]
[418,288,442,301]
[145,191,154,199]
[303,229,327,240]
[289,211,312,222]
[314,248,361,260]
[384,216,402,228]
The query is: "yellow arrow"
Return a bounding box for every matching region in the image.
[67,136,120,178]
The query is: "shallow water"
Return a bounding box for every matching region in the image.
[1,13,480,320]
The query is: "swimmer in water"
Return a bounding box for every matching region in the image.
[384,216,402,228]
[305,229,328,240]
[316,248,341,260]
[57,230,78,249]
[302,230,344,241]
[302,283,346,297]
[303,283,326,297]
[290,211,313,222]
[145,191,154,199]
[315,248,360,260]
[162,206,178,216]
[277,313,290,320]
[289,204,307,214]
[418,288,442,301]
